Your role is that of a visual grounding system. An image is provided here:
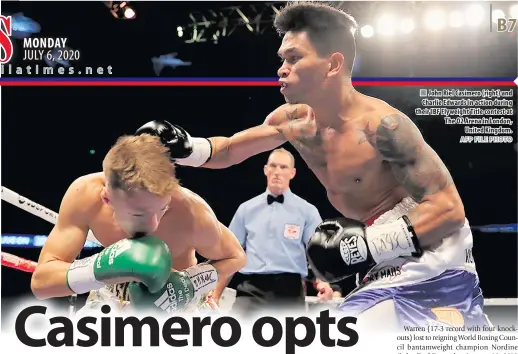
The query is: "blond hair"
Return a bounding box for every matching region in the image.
[269,148,295,167]
[102,134,178,196]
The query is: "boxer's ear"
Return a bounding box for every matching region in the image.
[327,52,344,78]
[101,188,111,204]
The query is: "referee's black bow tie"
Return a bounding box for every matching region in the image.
[267,194,284,205]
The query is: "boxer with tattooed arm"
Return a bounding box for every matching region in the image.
[136,2,488,329]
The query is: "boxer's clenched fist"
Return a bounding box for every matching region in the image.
[307,217,375,283]
[66,235,172,294]
[307,216,422,283]
[136,120,212,167]
[135,120,193,159]
[129,263,219,313]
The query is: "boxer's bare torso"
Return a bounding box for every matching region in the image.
[80,172,207,271]
[32,165,244,300]
[266,97,419,222]
[208,91,452,232]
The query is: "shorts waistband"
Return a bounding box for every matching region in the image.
[365,213,383,226]
[364,197,418,226]
[103,282,130,301]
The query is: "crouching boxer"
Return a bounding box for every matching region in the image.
[31,134,246,315]
[306,203,490,330]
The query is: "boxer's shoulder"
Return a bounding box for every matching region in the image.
[174,186,213,212]
[357,103,408,127]
[265,103,313,125]
[356,105,420,145]
[163,186,217,233]
[59,174,103,225]
[62,173,103,216]
[69,172,104,190]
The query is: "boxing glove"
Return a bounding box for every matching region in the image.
[128,263,218,313]
[135,120,212,167]
[306,216,422,283]
[66,235,172,294]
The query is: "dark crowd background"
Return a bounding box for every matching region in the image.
[1,2,517,323]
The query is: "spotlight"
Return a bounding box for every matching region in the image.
[104,1,136,20]
[376,14,396,36]
[425,10,446,31]
[465,4,484,27]
[510,4,518,18]
[360,25,374,38]
[449,11,464,27]
[400,18,415,33]
[123,7,136,19]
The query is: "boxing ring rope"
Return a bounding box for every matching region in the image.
[1,186,99,243]
[1,251,37,273]
[1,185,517,312]
[1,185,101,317]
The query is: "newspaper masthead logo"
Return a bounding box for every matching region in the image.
[0,16,14,64]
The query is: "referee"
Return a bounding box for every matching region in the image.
[213,148,333,314]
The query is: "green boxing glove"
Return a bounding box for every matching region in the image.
[128,263,218,313]
[66,235,172,294]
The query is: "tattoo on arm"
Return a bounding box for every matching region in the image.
[285,107,306,139]
[283,106,323,148]
[359,114,454,201]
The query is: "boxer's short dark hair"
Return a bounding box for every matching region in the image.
[274,1,358,74]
